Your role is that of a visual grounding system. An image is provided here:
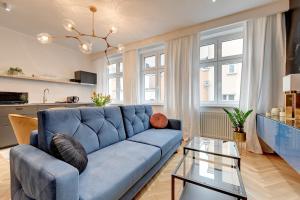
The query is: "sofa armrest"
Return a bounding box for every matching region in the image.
[30,130,38,147]
[10,145,79,200]
[167,119,181,130]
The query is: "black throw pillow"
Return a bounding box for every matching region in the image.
[50,133,88,174]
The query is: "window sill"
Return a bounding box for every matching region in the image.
[109,103,165,107]
[226,72,238,75]
[109,102,124,106]
[200,104,239,108]
[142,103,165,106]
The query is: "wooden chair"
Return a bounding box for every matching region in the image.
[8,114,38,144]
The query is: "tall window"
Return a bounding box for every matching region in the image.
[108,59,123,103]
[141,48,165,104]
[199,23,244,106]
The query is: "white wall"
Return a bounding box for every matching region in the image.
[0,26,95,103]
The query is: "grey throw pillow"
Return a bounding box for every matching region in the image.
[50,133,88,174]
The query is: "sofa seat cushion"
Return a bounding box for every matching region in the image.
[79,140,161,200]
[127,129,182,157]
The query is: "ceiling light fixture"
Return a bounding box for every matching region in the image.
[212,0,216,2]
[0,2,12,12]
[37,5,122,64]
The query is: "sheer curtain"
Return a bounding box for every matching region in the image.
[123,49,140,104]
[240,13,286,154]
[166,34,200,139]
[93,57,108,94]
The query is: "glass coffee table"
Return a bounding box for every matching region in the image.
[172,151,247,200]
[184,136,241,169]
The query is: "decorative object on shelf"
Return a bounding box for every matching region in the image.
[91,92,111,107]
[279,111,286,117]
[0,1,13,12]
[223,107,253,153]
[271,108,280,116]
[0,74,96,86]
[7,67,24,76]
[283,74,300,92]
[36,5,124,64]
[285,91,300,120]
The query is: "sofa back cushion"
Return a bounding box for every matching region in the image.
[38,106,126,154]
[120,105,153,137]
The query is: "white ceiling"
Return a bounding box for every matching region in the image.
[0,0,278,52]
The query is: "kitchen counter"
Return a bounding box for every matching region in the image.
[0,102,94,149]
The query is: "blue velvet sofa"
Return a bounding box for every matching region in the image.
[10,105,182,200]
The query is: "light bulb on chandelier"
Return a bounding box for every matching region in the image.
[79,42,93,54]
[110,26,118,34]
[118,44,124,53]
[36,33,52,44]
[63,19,76,32]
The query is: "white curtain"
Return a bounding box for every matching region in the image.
[240,13,286,154]
[166,34,200,139]
[93,57,108,94]
[123,49,140,104]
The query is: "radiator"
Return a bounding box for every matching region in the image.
[199,112,233,140]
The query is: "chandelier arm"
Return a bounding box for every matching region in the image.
[80,33,106,40]
[72,27,83,36]
[65,36,83,44]
[105,31,113,38]
[50,35,81,41]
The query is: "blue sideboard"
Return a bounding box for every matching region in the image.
[257,114,300,173]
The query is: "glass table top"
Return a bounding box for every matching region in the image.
[185,136,240,159]
[173,151,246,199]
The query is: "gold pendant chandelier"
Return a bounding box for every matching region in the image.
[37,5,123,64]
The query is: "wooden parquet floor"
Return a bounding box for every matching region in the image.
[0,146,299,200]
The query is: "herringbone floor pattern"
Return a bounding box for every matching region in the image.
[135,147,300,200]
[0,146,299,200]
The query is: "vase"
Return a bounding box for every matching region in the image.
[233,131,246,155]
[233,131,246,142]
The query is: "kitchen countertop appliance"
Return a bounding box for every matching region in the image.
[66,96,79,103]
[0,92,28,104]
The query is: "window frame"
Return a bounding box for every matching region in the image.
[107,57,123,104]
[199,30,244,107]
[140,48,166,104]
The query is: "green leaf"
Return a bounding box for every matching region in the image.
[233,108,243,125]
[240,109,253,125]
[223,108,238,128]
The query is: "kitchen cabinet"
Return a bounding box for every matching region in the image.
[0,103,93,148]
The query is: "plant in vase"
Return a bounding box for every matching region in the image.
[91,92,111,107]
[7,67,24,76]
[223,107,253,142]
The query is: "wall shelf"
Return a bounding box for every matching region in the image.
[0,74,96,86]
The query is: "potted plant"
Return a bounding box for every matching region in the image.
[223,107,253,142]
[91,92,111,107]
[7,67,24,76]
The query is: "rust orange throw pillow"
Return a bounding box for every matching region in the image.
[150,113,168,129]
